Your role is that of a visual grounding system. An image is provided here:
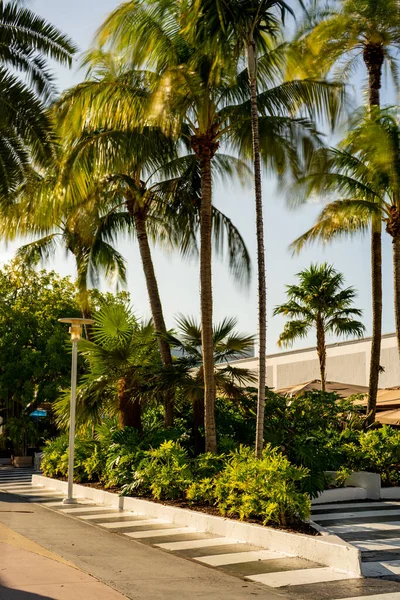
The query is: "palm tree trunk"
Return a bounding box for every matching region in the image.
[364,48,384,424]
[316,314,326,391]
[117,377,142,432]
[367,217,382,424]
[393,234,400,358]
[247,39,266,459]
[191,134,218,454]
[200,151,217,453]
[132,209,174,427]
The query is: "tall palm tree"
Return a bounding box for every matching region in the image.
[191,0,317,457]
[96,0,340,451]
[291,109,400,407]
[295,0,400,430]
[0,0,76,196]
[273,263,365,390]
[52,51,253,428]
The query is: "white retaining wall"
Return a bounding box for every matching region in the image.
[32,474,361,575]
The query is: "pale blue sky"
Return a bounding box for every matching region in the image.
[6,0,395,351]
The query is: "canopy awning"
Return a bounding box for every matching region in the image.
[275,380,369,398]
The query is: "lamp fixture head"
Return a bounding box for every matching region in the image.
[58,317,95,341]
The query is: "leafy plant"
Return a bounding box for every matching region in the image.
[212,445,310,526]
[124,440,193,500]
[7,414,40,456]
[350,426,400,486]
[41,435,69,478]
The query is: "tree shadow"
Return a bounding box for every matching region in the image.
[0,585,53,599]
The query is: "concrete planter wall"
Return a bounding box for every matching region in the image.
[381,487,400,499]
[12,456,33,468]
[313,471,381,505]
[32,474,361,576]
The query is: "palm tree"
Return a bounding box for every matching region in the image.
[0,0,76,197]
[2,154,127,317]
[192,0,316,457]
[56,302,160,432]
[55,96,251,429]
[274,263,365,390]
[96,0,340,451]
[165,315,256,453]
[295,0,400,434]
[291,109,400,410]
[51,51,253,428]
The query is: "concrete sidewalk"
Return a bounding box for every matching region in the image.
[0,525,127,600]
[0,492,279,600]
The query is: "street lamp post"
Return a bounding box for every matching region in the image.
[59,317,94,505]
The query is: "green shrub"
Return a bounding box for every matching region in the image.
[349,426,400,485]
[212,445,310,526]
[193,452,225,479]
[41,435,104,484]
[102,427,145,488]
[41,435,69,479]
[124,440,193,500]
[186,477,216,504]
[262,391,364,496]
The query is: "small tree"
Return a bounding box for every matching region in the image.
[55,302,161,433]
[273,264,365,391]
[165,316,256,453]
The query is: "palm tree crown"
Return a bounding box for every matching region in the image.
[274,263,365,390]
[295,0,400,106]
[291,109,400,372]
[0,1,76,196]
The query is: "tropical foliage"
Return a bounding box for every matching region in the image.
[0,260,80,425]
[294,0,400,422]
[0,0,76,196]
[4,0,400,531]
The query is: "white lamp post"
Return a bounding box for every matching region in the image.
[59,317,94,504]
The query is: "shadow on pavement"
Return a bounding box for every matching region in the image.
[0,493,33,506]
[0,586,52,600]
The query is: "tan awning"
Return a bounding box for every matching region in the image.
[353,387,400,411]
[275,380,369,398]
[376,408,400,426]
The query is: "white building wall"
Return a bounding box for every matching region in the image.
[228,333,400,390]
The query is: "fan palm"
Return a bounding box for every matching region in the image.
[165,315,256,453]
[56,302,160,432]
[273,263,365,391]
[0,0,76,197]
[295,0,400,431]
[96,0,341,451]
[291,110,400,417]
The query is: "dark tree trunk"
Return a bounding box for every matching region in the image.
[367,220,383,425]
[131,205,174,427]
[117,377,142,432]
[364,44,384,107]
[364,45,384,425]
[393,234,400,358]
[192,395,205,455]
[191,133,218,453]
[316,314,327,392]
[247,39,267,459]
[387,205,400,358]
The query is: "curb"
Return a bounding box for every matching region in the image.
[32,474,362,575]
